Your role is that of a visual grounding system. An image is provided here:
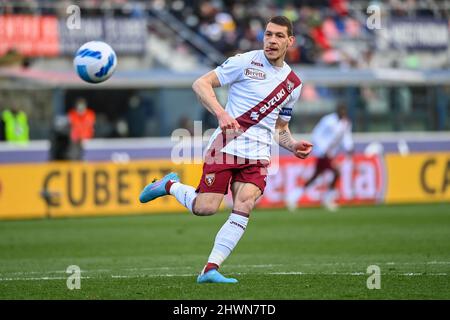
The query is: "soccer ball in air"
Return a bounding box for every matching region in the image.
[74,41,117,83]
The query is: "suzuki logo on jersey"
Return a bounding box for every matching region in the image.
[244,68,266,80]
[250,112,259,121]
[250,88,286,122]
[260,89,286,114]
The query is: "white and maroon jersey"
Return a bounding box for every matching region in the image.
[311,112,354,158]
[207,50,303,161]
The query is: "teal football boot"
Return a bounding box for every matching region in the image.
[197,269,238,284]
[139,172,180,203]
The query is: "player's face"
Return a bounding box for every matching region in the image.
[263,23,294,65]
[337,107,347,119]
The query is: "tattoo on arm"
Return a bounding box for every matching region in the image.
[278,129,295,152]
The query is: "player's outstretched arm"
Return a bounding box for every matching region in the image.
[275,118,313,159]
[192,71,240,133]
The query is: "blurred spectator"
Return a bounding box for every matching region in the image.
[164,0,375,66]
[0,49,26,67]
[2,0,448,69]
[330,0,349,17]
[49,115,71,160]
[177,116,194,135]
[0,103,29,144]
[126,94,147,137]
[67,98,96,160]
[109,119,129,138]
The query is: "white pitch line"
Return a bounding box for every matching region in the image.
[0,276,91,281]
[268,272,304,275]
[267,272,449,276]
[426,261,450,265]
[111,274,196,278]
[228,264,282,268]
[1,272,448,282]
[1,261,449,280]
[0,264,283,277]
[123,266,200,272]
[1,269,110,276]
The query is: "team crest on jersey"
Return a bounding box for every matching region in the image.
[244,68,266,80]
[250,111,259,121]
[286,80,294,93]
[205,173,215,186]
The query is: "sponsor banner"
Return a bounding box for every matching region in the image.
[385,153,450,203]
[0,153,448,220]
[377,18,449,51]
[58,17,147,55]
[0,15,59,56]
[259,154,385,208]
[0,160,203,219]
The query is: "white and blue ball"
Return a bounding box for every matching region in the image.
[74,41,117,83]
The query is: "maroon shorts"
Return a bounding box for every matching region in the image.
[315,156,335,174]
[196,152,269,195]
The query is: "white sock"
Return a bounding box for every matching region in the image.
[285,187,305,211]
[206,212,249,268]
[322,189,338,204]
[169,182,197,213]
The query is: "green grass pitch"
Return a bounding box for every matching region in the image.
[0,203,449,299]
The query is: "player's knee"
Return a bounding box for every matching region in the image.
[192,203,218,216]
[234,197,256,213]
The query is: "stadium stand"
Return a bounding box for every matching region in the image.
[0,0,449,140]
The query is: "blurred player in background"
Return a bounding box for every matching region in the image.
[139,16,313,283]
[286,103,354,212]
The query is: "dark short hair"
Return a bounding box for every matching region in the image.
[336,102,348,116]
[266,16,293,37]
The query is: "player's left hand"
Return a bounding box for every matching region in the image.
[293,140,313,159]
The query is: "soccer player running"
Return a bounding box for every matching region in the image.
[285,103,354,212]
[139,16,313,284]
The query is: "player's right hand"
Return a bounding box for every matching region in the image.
[293,140,313,159]
[217,111,241,134]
